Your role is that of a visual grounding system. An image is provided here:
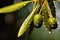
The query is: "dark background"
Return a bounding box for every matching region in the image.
[0,0,17,40]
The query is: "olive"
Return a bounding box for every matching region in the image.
[33,14,42,28]
[48,17,58,29]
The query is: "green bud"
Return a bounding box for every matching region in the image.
[48,17,58,29]
[33,14,42,28]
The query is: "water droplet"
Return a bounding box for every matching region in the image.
[49,31,52,34]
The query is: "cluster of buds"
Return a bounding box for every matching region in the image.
[32,0,58,34]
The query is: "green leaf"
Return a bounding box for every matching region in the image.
[17,4,40,37]
[0,1,32,13]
